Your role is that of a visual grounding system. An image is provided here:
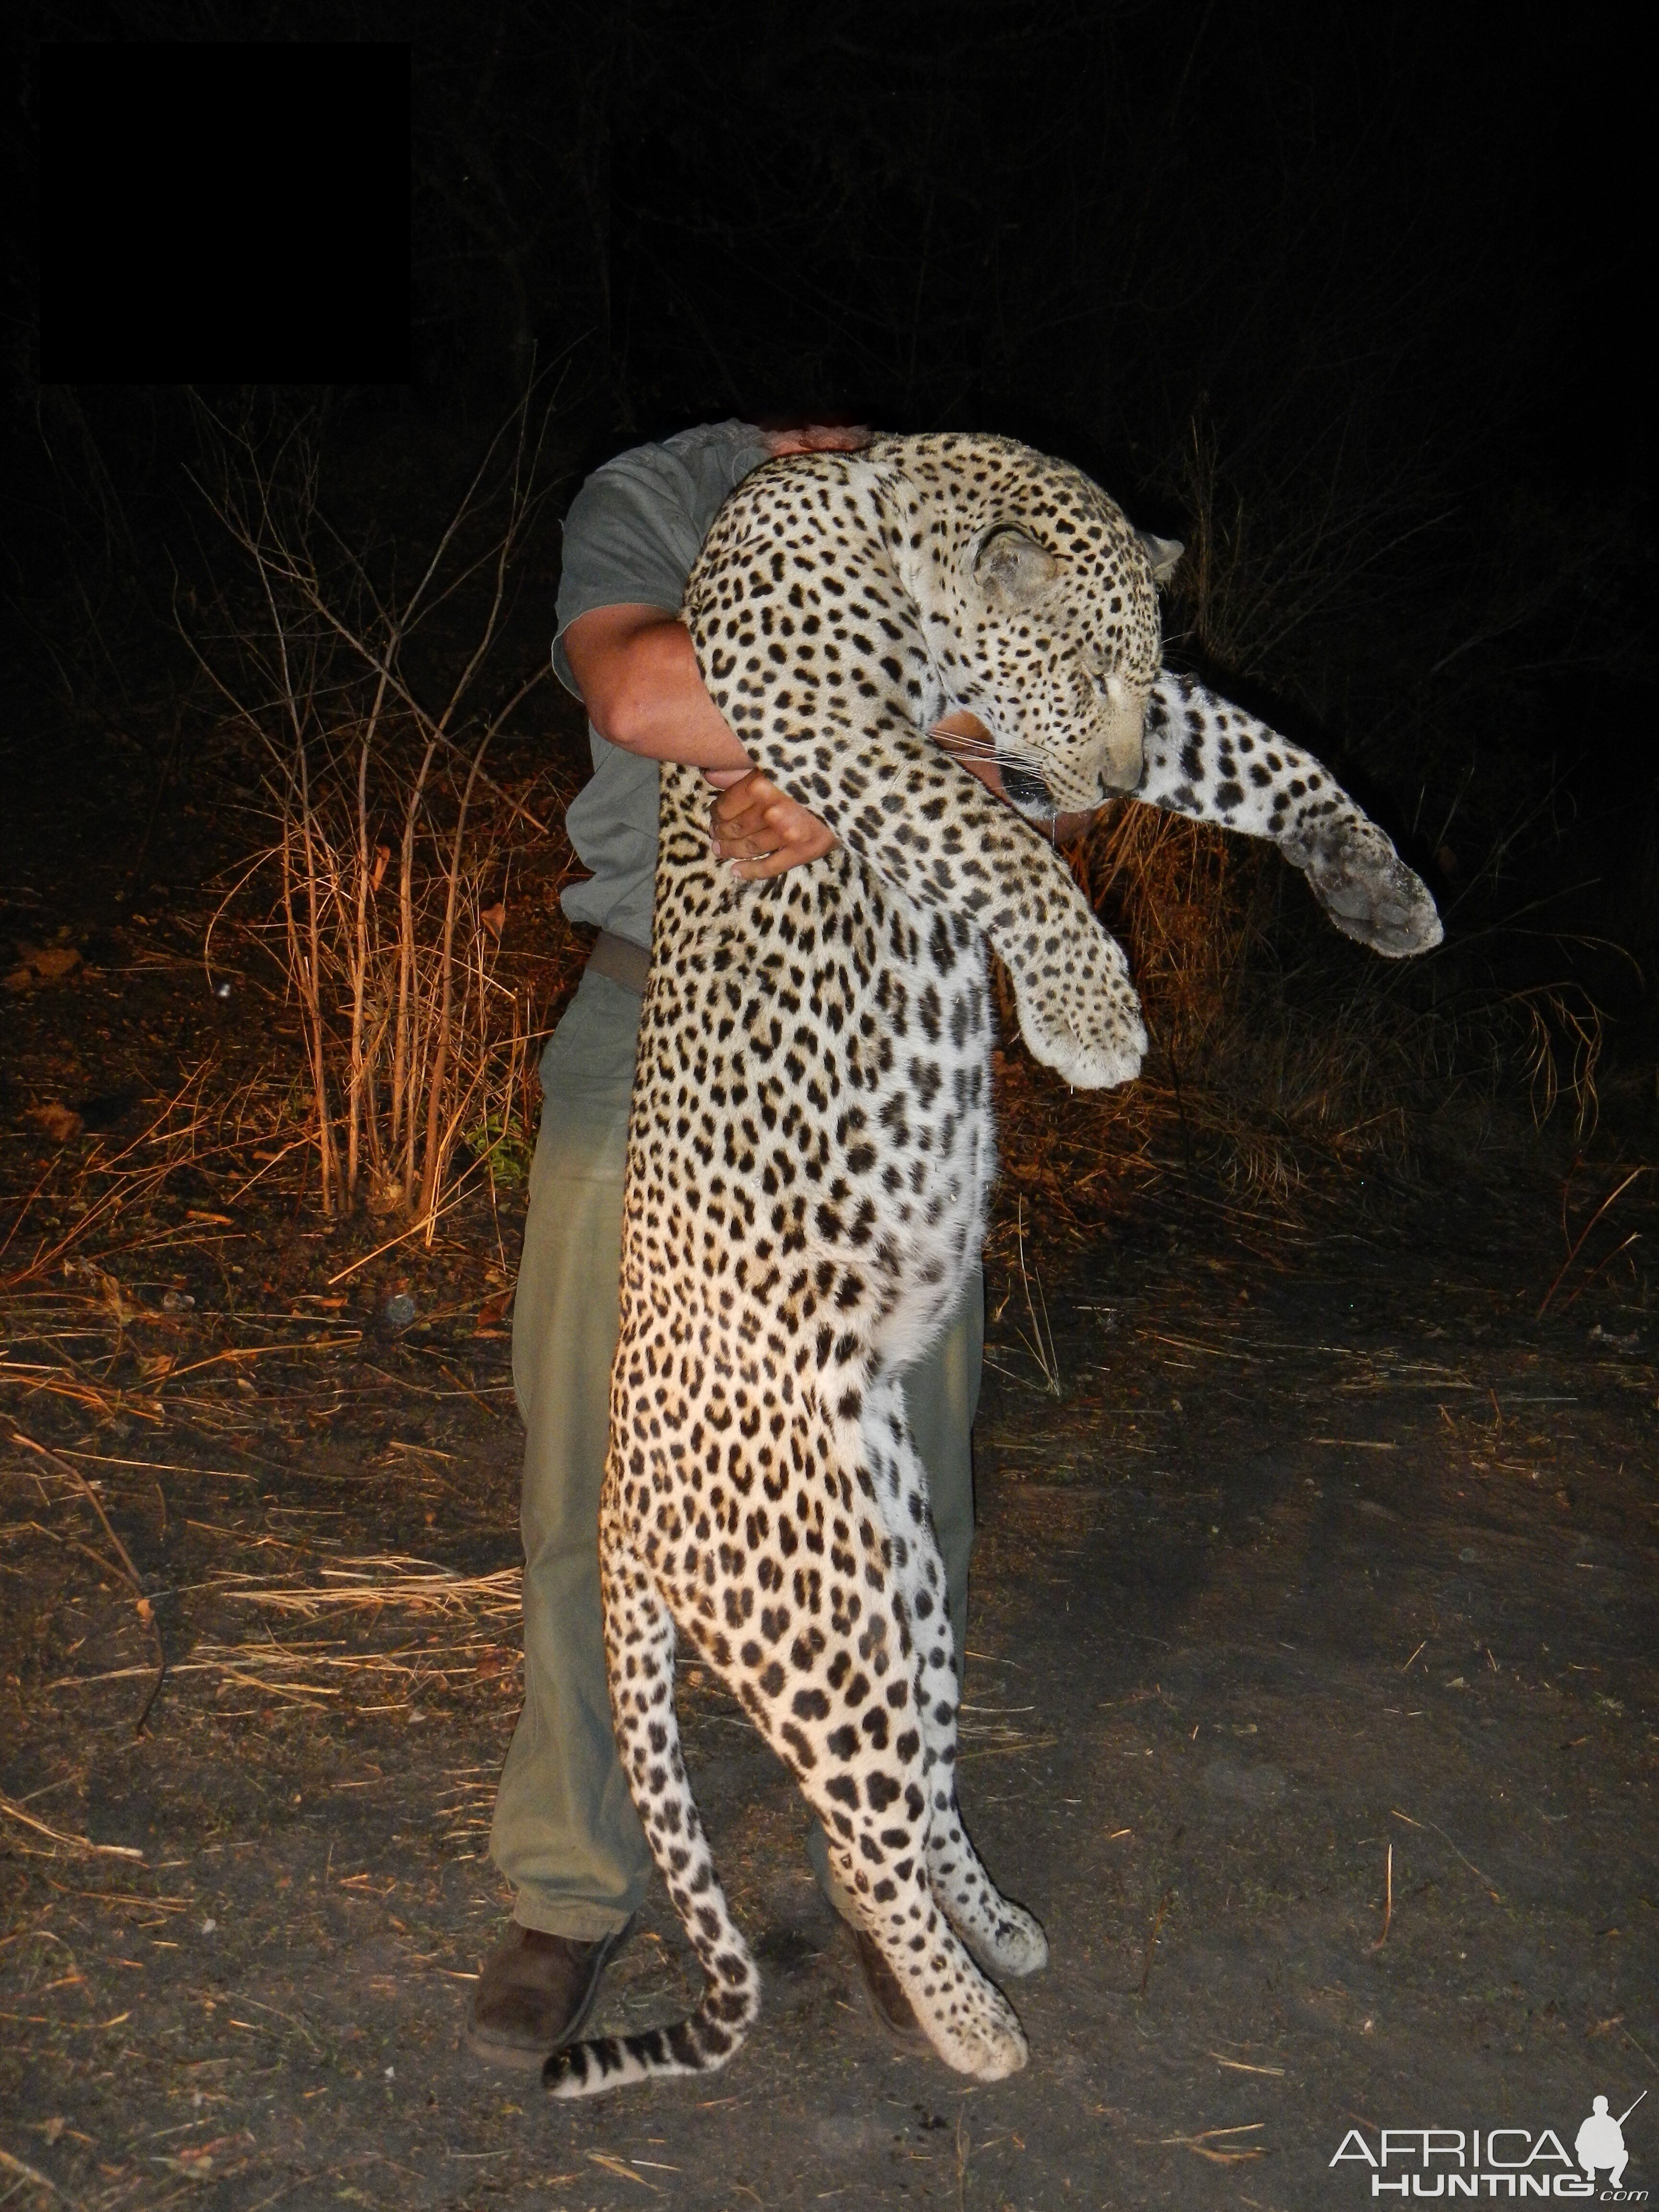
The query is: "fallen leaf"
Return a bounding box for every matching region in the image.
[30,947,82,982]
[366,1176,406,1217]
[26,1101,84,1142]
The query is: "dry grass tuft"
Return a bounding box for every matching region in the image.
[218,1554,522,1621]
[186,385,577,1237]
[42,1554,527,1717]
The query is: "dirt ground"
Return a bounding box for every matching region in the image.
[3,716,1657,2210]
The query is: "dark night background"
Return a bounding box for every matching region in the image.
[4,1,1657,1071]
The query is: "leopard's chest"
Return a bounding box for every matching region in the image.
[635,826,994,1352]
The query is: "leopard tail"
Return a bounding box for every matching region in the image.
[542,1533,760,2099]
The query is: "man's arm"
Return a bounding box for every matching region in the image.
[563,603,837,878]
[563,611,1051,880]
[562,604,752,772]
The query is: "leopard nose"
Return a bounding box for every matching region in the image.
[1096,685,1147,793]
[1099,738,1145,793]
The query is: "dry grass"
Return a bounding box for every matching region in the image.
[39,1552,526,1722]
[217,1554,521,1621]
[186,386,575,1236]
[0,1060,254,1294]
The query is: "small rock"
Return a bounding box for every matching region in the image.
[1201,1758,1287,1807]
[1588,1324,1640,1351]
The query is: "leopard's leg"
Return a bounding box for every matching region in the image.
[698,1389,1026,2080]
[544,1525,760,2099]
[863,1377,1048,1979]
[1139,673,1443,958]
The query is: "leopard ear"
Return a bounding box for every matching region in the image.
[1136,531,1185,586]
[974,526,1060,602]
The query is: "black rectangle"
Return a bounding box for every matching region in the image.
[39,41,411,383]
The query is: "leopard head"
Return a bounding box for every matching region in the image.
[914,442,1176,817]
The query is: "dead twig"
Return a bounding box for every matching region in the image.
[1013,1197,1061,1396]
[1159,2121,1265,2164]
[1138,1887,1175,1996]
[0,1796,145,1863]
[1370,1841,1393,1948]
[1538,1166,1648,1318]
[1391,1806,1501,1903]
[5,1425,167,1733]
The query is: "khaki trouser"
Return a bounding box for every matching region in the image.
[489,965,983,1939]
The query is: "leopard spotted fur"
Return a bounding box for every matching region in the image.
[545,434,1439,2096]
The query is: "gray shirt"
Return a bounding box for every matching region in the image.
[553,419,771,949]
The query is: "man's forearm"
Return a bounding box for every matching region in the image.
[564,606,753,775]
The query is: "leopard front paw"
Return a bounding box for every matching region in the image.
[1013,931,1146,1089]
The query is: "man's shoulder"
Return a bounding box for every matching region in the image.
[554,421,771,684]
[582,420,768,520]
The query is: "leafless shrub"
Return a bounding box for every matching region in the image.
[1168,401,1452,690]
[186,391,560,1231]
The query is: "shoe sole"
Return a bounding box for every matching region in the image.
[465,1921,630,2070]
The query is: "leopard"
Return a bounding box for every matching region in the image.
[544,433,1441,2098]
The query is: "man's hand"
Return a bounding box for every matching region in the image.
[710,770,838,879]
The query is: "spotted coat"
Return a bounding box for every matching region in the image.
[545,434,1440,2098]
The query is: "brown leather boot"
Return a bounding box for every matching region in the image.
[819,1864,933,2055]
[466,1919,631,2069]
[845,1920,934,2054]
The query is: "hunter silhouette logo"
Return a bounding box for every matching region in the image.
[1330,2092,1647,2198]
[1577,2094,1645,2194]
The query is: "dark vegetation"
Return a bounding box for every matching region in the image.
[5,4,1655,1240]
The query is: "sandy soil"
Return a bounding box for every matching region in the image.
[3,1159,1655,2211]
[3,705,1656,2209]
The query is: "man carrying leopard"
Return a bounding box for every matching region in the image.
[469,421,1440,2085]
